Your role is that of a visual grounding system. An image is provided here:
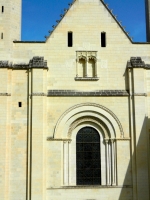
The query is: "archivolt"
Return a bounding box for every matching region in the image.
[68,116,109,139]
[53,103,124,139]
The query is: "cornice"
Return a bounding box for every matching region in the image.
[0,57,48,69]
[0,93,11,96]
[47,90,129,96]
[127,57,150,69]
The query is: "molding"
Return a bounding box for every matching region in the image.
[75,77,99,81]
[127,57,150,69]
[47,137,72,141]
[68,117,109,138]
[47,185,133,189]
[54,103,124,138]
[48,90,129,97]
[0,93,11,96]
[14,41,45,43]
[115,138,131,141]
[134,93,147,96]
[0,57,48,69]
[31,93,47,96]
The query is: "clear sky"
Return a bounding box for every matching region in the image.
[22,0,146,42]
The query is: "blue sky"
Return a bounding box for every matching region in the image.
[22,0,146,42]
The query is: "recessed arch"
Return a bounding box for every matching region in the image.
[53,103,124,139]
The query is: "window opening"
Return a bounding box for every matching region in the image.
[101,32,106,47]
[68,32,73,47]
[2,6,4,13]
[18,102,22,107]
[76,127,101,185]
[1,33,3,39]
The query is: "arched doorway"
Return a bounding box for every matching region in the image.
[76,127,101,185]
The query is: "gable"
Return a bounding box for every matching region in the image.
[45,0,132,43]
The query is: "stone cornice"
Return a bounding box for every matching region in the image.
[0,57,48,69]
[0,93,11,96]
[47,185,132,189]
[47,90,129,96]
[127,57,150,69]
[47,137,72,142]
[75,77,99,81]
[31,93,47,96]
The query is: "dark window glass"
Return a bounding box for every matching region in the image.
[2,6,4,13]
[76,127,101,185]
[1,33,3,39]
[68,32,73,47]
[18,102,22,107]
[101,32,106,47]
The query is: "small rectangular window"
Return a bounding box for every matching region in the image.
[1,33,3,39]
[2,6,4,13]
[101,32,106,47]
[18,102,22,107]
[68,32,73,47]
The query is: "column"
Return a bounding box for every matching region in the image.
[111,139,115,185]
[63,141,69,186]
[85,59,88,77]
[76,59,78,77]
[95,60,97,77]
[68,141,70,185]
[105,140,110,185]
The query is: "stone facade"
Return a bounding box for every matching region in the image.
[0,0,150,200]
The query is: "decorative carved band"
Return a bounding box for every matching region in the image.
[0,57,48,69]
[0,93,11,96]
[48,90,129,96]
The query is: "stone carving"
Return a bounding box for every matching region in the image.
[76,51,97,62]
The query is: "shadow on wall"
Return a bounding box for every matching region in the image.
[118,115,150,200]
